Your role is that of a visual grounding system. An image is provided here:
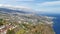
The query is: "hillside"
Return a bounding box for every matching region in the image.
[0,7,55,34]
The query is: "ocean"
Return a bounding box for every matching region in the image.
[51,14,60,34]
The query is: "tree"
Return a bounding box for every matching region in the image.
[0,19,3,26]
[6,29,15,34]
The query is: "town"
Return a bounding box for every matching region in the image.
[0,13,55,34]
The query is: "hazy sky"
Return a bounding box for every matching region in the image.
[0,0,60,13]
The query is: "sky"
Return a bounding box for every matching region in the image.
[0,0,60,13]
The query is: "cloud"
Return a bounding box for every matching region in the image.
[15,0,35,1]
[38,1,60,7]
[36,1,60,13]
[0,4,35,12]
[0,0,35,2]
[0,1,60,14]
[0,4,30,9]
[9,0,35,2]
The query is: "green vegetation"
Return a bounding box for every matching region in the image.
[0,19,3,26]
[16,29,25,34]
[0,14,55,34]
[0,18,55,34]
[6,29,15,34]
[0,18,8,26]
[15,23,55,34]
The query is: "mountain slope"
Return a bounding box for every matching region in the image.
[0,6,55,34]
